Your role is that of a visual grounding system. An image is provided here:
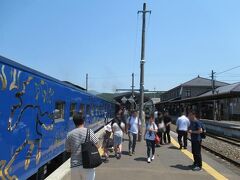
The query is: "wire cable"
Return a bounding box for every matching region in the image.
[216,65,240,75]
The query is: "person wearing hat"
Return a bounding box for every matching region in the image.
[102,124,112,163]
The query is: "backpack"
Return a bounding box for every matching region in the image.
[81,129,102,169]
[200,122,206,139]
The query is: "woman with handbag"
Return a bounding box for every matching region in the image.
[144,114,158,163]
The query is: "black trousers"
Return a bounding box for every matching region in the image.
[146,139,155,158]
[192,141,202,167]
[163,126,171,143]
[177,130,188,148]
[157,131,163,144]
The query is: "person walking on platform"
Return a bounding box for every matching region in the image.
[111,112,125,159]
[65,112,99,180]
[163,111,172,144]
[123,107,129,125]
[155,112,165,146]
[126,110,141,156]
[176,112,190,149]
[188,110,203,171]
[144,114,158,163]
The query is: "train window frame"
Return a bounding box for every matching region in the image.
[54,101,65,123]
[79,104,85,114]
[86,104,91,116]
[69,103,77,119]
[91,105,95,116]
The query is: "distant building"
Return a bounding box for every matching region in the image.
[160,76,229,102]
[156,77,240,121]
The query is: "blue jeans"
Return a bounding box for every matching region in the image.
[128,132,137,152]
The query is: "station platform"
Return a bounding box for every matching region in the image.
[47,131,240,180]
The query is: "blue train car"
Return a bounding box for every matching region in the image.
[0,56,115,180]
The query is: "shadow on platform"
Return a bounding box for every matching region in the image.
[168,146,179,150]
[170,164,192,171]
[121,151,130,155]
[134,157,147,162]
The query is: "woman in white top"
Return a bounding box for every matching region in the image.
[144,114,158,163]
[112,113,125,159]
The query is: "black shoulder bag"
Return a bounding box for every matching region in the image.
[81,129,102,169]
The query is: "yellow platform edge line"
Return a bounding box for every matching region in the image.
[171,137,228,180]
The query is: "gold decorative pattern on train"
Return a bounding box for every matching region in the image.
[21,76,33,94]
[36,139,42,164]
[0,65,7,90]
[24,140,35,170]
[0,160,6,180]
[10,69,21,91]
[35,80,54,103]
[3,139,26,180]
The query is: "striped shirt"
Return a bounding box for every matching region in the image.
[65,127,99,168]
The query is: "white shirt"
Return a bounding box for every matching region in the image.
[176,115,190,131]
[112,122,123,137]
[145,123,157,141]
[154,111,158,119]
[127,116,141,134]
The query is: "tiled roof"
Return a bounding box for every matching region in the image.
[182,76,229,87]
[199,82,240,97]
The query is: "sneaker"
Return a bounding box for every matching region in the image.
[151,155,155,161]
[179,147,182,150]
[147,157,151,163]
[132,151,135,155]
[129,151,132,156]
[192,166,202,171]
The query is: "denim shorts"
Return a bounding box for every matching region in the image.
[114,135,122,146]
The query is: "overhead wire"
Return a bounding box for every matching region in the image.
[215,65,240,75]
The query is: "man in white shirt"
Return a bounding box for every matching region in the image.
[126,110,141,156]
[176,112,190,149]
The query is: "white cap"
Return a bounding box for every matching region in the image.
[104,124,112,132]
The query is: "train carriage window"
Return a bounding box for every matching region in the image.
[70,103,77,118]
[80,104,85,114]
[54,101,65,120]
[91,105,95,116]
[86,105,90,116]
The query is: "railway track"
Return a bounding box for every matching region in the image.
[205,133,240,147]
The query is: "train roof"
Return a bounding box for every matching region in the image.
[0,55,115,104]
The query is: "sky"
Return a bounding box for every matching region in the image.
[1,0,240,93]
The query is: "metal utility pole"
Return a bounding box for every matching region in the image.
[131,73,135,98]
[86,73,88,91]
[131,73,135,110]
[211,70,217,120]
[138,3,151,141]
[211,70,215,95]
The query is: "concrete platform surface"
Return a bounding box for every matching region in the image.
[47,130,240,180]
[96,132,240,180]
